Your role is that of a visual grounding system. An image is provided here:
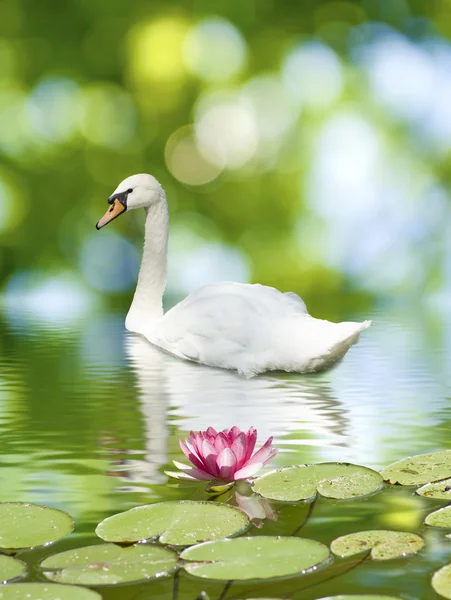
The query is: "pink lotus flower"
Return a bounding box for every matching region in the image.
[170,426,277,483]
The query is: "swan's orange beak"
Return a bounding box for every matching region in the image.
[96,199,127,230]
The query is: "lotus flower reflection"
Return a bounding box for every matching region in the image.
[170,426,278,482]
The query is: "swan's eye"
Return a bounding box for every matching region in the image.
[127,188,133,194]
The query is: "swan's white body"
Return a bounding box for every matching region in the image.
[98,174,371,377]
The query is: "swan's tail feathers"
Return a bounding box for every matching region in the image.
[308,319,371,372]
[329,319,371,357]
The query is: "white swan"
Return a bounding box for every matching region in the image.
[96,173,371,377]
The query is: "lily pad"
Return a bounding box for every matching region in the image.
[0,555,27,583]
[0,583,101,599]
[41,543,178,586]
[417,478,451,499]
[317,597,402,600]
[331,530,424,560]
[0,502,74,549]
[181,536,330,580]
[425,506,451,528]
[252,463,383,502]
[432,563,451,599]
[381,450,451,486]
[96,501,249,546]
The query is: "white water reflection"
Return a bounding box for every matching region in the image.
[124,336,168,484]
[124,332,348,481]
[122,305,451,481]
[1,303,451,501]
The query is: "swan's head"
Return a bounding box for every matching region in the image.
[96,173,163,229]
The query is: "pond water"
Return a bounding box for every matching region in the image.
[1,303,451,599]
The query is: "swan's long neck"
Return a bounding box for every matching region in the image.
[125,195,169,334]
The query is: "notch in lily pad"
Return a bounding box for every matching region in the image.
[0,583,101,599]
[0,555,27,583]
[96,500,249,546]
[0,502,74,550]
[425,506,451,528]
[41,543,178,586]
[432,563,451,600]
[252,463,383,502]
[381,450,451,486]
[331,530,424,560]
[181,536,330,580]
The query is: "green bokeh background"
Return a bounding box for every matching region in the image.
[2,4,451,597]
[1,0,449,316]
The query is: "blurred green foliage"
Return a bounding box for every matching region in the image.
[0,0,449,317]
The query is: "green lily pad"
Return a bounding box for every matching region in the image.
[0,502,74,549]
[417,478,451,499]
[0,555,27,583]
[380,450,451,486]
[432,563,451,599]
[331,530,424,560]
[181,536,330,580]
[317,597,402,599]
[252,463,383,502]
[425,506,451,528]
[96,501,249,546]
[0,583,101,599]
[41,543,178,586]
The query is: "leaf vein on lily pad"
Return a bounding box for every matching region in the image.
[252,463,383,502]
[417,478,451,499]
[330,530,424,560]
[40,543,178,586]
[0,502,74,550]
[95,500,249,546]
[381,451,451,486]
[425,506,451,528]
[181,536,330,580]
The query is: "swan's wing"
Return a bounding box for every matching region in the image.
[153,291,263,361]
[151,283,306,370]
[282,291,308,314]
[167,282,309,316]
[149,282,369,376]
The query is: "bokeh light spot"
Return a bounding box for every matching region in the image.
[166,222,251,297]
[239,74,298,166]
[27,77,81,144]
[183,17,247,82]
[128,17,189,84]
[2,270,96,326]
[282,41,344,109]
[79,83,137,148]
[80,230,140,293]
[361,31,434,121]
[195,91,258,169]
[165,126,222,186]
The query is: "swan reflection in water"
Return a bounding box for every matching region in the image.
[120,333,349,485]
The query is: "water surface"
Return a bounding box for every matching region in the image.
[0,304,450,599]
